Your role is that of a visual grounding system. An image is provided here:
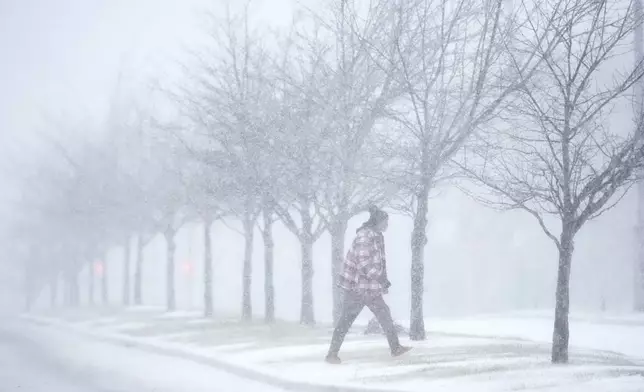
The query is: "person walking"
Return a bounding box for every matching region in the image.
[325,206,412,364]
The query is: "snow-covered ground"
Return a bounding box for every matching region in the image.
[423,312,644,358]
[23,309,644,392]
[4,318,288,392]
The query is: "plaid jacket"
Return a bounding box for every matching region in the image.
[338,227,387,295]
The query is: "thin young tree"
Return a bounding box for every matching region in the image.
[17,128,125,307]
[299,0,406,324]
[365,0,567,339]
[269,73,328,326]
[463,0,644,363]
[179,150,231,318]
[147,136,190,313]
[267,17,347,326]
[178,3,280,321]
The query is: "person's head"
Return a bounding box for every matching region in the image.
[362,205,389,232]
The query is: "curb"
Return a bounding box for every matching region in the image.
[20,315,407,392]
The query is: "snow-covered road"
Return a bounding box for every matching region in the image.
[0,317,288,392]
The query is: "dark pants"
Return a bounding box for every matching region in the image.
[328,290,400,356]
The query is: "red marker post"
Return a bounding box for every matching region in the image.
[94,261,104,277]
[181,261,194,276]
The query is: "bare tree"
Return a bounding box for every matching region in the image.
[9,122,138,309]
[129,139,166,307]
[298,0,406,324]
[128,144,169,308]
[145,132,190,312]
[178,150,231,318]
[177,3,282,321]
[86,126,146,309]
[124,112,160,307]
[133,233,152,305]
[265,9,387,325]
[363,0,567,340]
[257,200,276,323]
[189,191,222,319]
[463,0,644,363]
[270,48,329,325]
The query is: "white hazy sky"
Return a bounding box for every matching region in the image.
[0,0,303,156]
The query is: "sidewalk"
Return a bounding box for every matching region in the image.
[23,308,644,392]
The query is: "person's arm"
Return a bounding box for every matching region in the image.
[377,234,391,288]
[355,233,383,281]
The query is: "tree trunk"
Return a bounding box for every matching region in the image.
[64,267,73,307]
[262,209,275,324]
[24,284,33,313]
[70,267,80,306]
[101,261,108,305]
[24,262,33,312]
[134,235,144,306]
[330,218,348,326]
[88,260,94,306]
[66,261,80,307]
[165,228,177,312]
[410,190,429,340]
[63,276,71,307]
[552,227,575,363]
[204,217,214,318]
[636,252,644,311]
[298,203,316,326]
[242,217,254,321]
[635,221,644,311]
[300,233,315,325]
[122,238,131,306]
[50,273,58,308]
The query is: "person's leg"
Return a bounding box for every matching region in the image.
[327,291,364,358]
[365,295,403,353]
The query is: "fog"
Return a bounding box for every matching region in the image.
[25,189,635,321]
[1,1,644,391]
[1,0,637,319]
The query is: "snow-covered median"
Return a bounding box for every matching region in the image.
[21,309,644,392]
[423,312,644,359]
